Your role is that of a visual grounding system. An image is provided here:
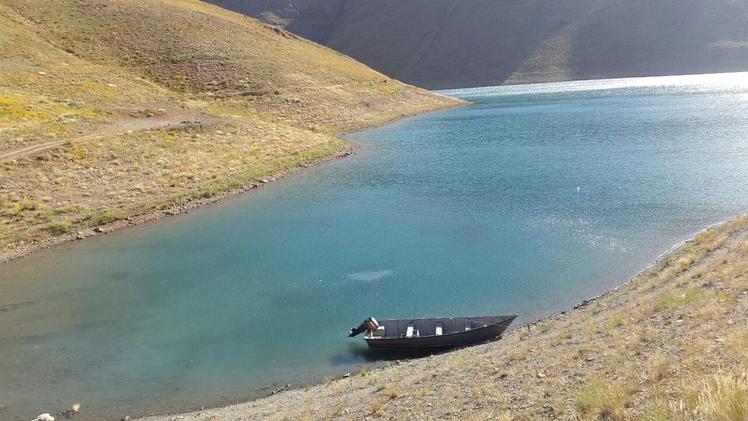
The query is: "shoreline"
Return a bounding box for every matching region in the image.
[138,214,747,421]
[0,100,466,266]
[0,148,353,265]
[9,215,742,420]
[115,215,743,421]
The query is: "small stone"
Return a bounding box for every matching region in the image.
[536,372,546,378]
[343,372,351,378]
[543,405,556,416]
[33,414,54,421]
[71,403,80,412]
[93,227,104,233]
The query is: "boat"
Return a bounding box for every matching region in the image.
[347,314,517,349]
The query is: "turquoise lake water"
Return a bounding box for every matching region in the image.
[1,73,747,420]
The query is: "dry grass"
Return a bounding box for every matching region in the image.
[693,373,748,421]
[0,0,461,258]
[574,377,634,418]
[142,216,748,421]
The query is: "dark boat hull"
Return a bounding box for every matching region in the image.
[364,315,516,349]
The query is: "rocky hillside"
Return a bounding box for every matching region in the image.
[210,0,748,89]
[0,0,460,260]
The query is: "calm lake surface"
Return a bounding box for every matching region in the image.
[2,73,747,420]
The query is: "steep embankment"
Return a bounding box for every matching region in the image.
[144,216,748,420]
[0,0,461,261]
[211,0,748,89]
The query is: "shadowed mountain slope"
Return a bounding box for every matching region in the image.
[210,0,748,89]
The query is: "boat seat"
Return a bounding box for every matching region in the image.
[372,326,385,337]
[435,322,443,336]
[406,323,414,338]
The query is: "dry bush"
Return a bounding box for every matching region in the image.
[687,373,748,421]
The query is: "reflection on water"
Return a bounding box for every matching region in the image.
[331,343,441,365]
[346,270,395,282]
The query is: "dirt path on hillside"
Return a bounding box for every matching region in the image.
[0,110,207,163]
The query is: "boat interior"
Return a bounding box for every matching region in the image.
[365,315,514,339]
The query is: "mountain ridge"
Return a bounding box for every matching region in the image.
[210,0,748,89]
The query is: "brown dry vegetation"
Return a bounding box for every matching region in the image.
[0,0,461,259]
[145,215,748,421]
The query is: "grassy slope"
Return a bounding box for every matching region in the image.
[0,0,460,258]
[146,216,747,420]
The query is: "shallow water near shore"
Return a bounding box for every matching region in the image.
[2,73,748,420]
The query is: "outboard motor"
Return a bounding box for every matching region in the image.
[347,317,379,337]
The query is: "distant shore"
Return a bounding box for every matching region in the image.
[0,147,352,265]
[0,99,464,266]
[135,215,747,421]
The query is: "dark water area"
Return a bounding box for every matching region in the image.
[1,73,747,420]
